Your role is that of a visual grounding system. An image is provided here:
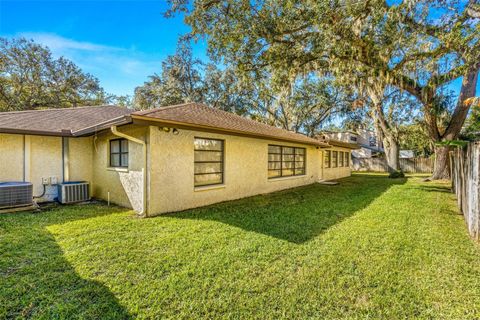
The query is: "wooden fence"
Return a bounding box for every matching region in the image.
[351,157,434,173]
[451,142,480,240]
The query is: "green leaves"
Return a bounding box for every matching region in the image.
[435,140,469,147]
[0,38,109,111]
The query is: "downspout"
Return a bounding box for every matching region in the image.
[110,126,148,217]
[62,137,70,182]
[23,135,26,182]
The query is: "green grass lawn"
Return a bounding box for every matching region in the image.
[1,174,480,319]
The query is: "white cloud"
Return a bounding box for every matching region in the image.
[12,32,164,96]
[19,32,117,52]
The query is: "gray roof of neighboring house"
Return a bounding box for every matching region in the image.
[0,105,133,136]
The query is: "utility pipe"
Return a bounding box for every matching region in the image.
[110,126,148,217]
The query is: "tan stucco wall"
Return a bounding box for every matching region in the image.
[29,135,63,199]
[91,125,147,212]
[0,134,24,182]
[322,147,352,181]
[0,133,94,202]
[148,127,322,215]
[68,137,93,194]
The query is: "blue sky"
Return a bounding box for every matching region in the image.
[0,0,208,96]
[0,1,477,100]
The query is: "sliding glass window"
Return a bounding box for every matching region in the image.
[332,151,338,168]
[324,150,331,168]
[194,138,224,187]
[268,145,306,178]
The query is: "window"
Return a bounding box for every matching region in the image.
[110,139,128,167]
[268,145,306,178]
[194,138,224,187]
[339,151,344,167]
[332,151,338,168]
[345,152,350,167]
[324,150,331,168]
[350,136,358,142]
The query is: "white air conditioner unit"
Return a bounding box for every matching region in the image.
[57,182,90,204]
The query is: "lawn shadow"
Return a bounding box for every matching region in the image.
[0,206,132,319]
[413,184,452,193]
[170,175,406,244]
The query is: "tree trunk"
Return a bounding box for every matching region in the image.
[432,145,451,179]
[383,135,400,172]
[430,66,478,179]
[367,85,400,173]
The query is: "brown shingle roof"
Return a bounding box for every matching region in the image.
[0,105,132,136]
[324,139,361,149]
[133,103,328,147]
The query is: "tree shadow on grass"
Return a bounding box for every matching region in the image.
[170,175,406,244]
[413,184,452,193]
[0,205,132,319]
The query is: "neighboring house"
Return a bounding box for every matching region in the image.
[322,129,384,158]
[399,150,415,159]
[0,103,358,216]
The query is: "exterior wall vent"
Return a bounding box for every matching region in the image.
[0,182,33,209]
[58,182,90,204]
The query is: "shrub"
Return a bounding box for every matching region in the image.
[388,170,405,179]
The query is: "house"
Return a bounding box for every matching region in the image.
[322,129,384,158]
[399,150,415,159]
[0,103,358,216]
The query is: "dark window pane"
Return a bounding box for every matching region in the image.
[295,168,305,175]
[268,162,281,170]
[295,155,305,162]
[295,161,305,169]
[282,161,294,169]
[121,154,128,167]
[194,151,223,162]
[268,144,307,179]
[194,162,222,174]
[110,140,120,153]
[121,139,128,152]
[295,148,305,155]
[111,154,120,167]
[268,170,281,178]
[194,138,224,187]
[269,154,281,162]
[268,145,281,153]
[194,173,222,186]
[194,138,223,151]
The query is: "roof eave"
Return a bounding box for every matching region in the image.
[0,128,73,137]
[131,114,329,147]
[71,115,133,136]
